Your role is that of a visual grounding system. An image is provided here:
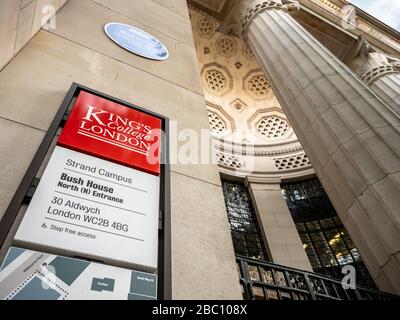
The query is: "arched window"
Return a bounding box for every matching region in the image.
[222,180,267,260]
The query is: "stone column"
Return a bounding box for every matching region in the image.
[246,178,313,272]
[239,0,400,293]
[347,37,400,115]
[370,71,400,115]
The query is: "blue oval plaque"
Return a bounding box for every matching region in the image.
[104,23,169,61]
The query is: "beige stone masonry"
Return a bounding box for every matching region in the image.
[370,74,400,115]
[0,0,242,299]
[242,0,400,293]
[346,37,400,115]
[0,0,68,70]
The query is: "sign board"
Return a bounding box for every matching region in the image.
[104,23,169,61]
[0,247,157,300]
[1,85,170,299]
[14,146,160,271]
[58,91,161,176]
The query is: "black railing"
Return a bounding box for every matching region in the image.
[236,256,399,300]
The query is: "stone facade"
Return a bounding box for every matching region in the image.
[0,0,399,299]
[0,0,242,299]
[190,0,400,295]
[0,0,68,70]
[242,0,400,293]
[346,37,400,114]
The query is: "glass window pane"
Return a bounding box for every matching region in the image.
[282,178,376,289]
[320,218,335,229]
[222,181,267,260]
[306,221,320,231]
[310,232,324,242]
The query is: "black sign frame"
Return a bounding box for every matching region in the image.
[0,83,172,300]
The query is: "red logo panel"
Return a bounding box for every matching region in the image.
[58,91,161,175]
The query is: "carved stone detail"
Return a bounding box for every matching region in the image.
[205,69,226,92]
[208,111,226,134]
[243,69,271,99]
[256,116,290,138]
[197,15,216,38]
[215,141,303,156]
[202,63,233,96]
[216,152,243,169]
[241,0,299,36]
[347,37,400,85]
[360,64,399,85]
[274,153,311,171]
[248,75,271,97]
[216,36,237,57]
[243,42,255,60]
[231,98,247,112]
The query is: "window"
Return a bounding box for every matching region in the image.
[222,181,267,260]
[282,178,376,289]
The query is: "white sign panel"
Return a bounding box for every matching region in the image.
[14,146,160,271]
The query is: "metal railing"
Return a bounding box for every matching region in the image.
[236,256,399,300]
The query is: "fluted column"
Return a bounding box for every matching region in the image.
[347,38,400,115]
[370,72,400,114]
[241,0,400,293]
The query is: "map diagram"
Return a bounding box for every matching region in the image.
[0,247,157,300]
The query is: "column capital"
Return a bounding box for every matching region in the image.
[347,36,400,85]
[242,0,299,36]
[218,0,299,37]
[360,60,400,85]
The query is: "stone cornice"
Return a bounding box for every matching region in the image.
[214,138,304,156]
[218,162,315,181]
[245,170,316,185]
[299,0,400,55]
[194,0,400,56]
[210,0,400,58]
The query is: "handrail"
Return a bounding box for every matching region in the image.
[236,255,400,300]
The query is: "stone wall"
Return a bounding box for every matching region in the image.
[0,0,242,299]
